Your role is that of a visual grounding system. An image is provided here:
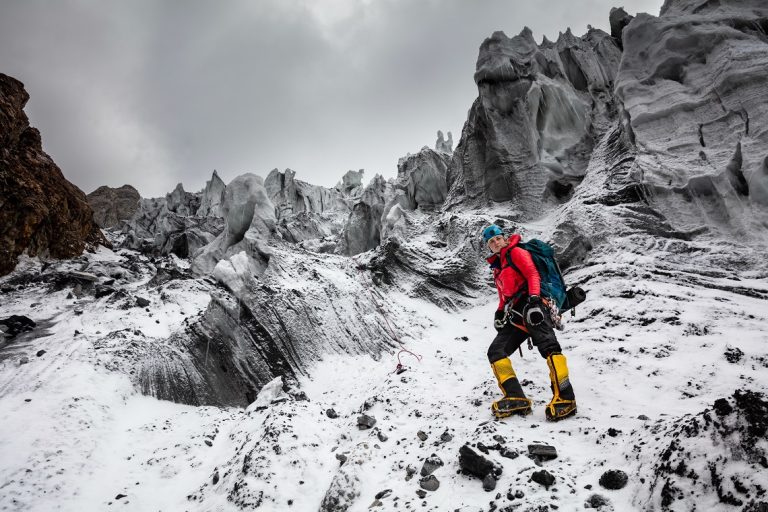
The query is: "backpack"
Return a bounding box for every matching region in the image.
[505,239,569,310]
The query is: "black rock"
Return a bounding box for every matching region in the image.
[136,297,151,308]
[607,428,621,437]
[357,414,376,430]
[713,398,733,416]
[459,444,501,480]
[375,489,392,500]
[585,493,611,508]
[482,473,497,492]
[326,408,339,419]
[420,454,444,477]
[599,469,628,490]
[417,430,428,441]
[531,470,556,489]
[377,431,388,442]
[637,414,650,421]
[36,350,46,357]
[500,447,518,459]
[440,430,453,443]
[94,285,116,298]
[528,444,558,461]
[115,494,127,500]
[0,315,36,338]
[724,346,744,363]
[419,475,440,492]
[416,489,427,499]
[212,469,219,485]
[335,453,347,465]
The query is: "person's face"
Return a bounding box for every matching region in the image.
[487,234,507,254]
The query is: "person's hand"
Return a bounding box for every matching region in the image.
[494,310,506,332]
[525,296,545,326]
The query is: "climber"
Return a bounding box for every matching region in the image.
[482,224,577,421]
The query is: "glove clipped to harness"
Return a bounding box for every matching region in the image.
[494,310,506,332]
[525,295,545,326]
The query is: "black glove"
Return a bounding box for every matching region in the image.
[493,310,506,332]
[525,295,545,326]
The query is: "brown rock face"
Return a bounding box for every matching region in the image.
[87,184,141,229]
[0,73,107,276]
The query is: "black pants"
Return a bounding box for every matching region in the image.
[487,300,562,363]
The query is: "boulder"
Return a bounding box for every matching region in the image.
[0,73,108,276]
[86,185,141,229]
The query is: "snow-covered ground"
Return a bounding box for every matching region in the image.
[1,242,767,511]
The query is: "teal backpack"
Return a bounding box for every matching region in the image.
[505,239,569,310]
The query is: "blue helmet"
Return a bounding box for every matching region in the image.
[482,224,504,243]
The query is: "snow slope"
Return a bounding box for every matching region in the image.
[2,238,766,511]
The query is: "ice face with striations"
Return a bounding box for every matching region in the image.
[446,25,622,216]
[616,0,768,236]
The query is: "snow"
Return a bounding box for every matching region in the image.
[2,241,766,510]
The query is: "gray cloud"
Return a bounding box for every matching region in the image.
[0,0,662,197]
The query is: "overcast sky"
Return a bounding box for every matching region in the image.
[1,0,662,197]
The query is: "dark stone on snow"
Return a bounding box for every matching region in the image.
[115,494,127,500]
[724,346,744,363]
[528,444,558,461]
[357,414,376,430]
[375,489,392,500]
[420,454,444,477]
[440,430,453,443]
[415,489,427,499]
[607,428,621,437]
[212,469,219,485]
[531,469,555,489]
[585,493,611,508]
[0,315,36,338]
[136,297,151,308]
[459,444,501,480]
[599,469,628,490]
[325,408,339,419]
[335,453,347,465]
[419,475,440,492]
[36,350,46,357]
[417,430,428,441]
[714,398,733,416]
[482,473,497,492]
[377,431,388,442]
[95,285,116,298]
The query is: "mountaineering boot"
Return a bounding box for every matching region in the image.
[545,353,577,421]
[490,358,532,418]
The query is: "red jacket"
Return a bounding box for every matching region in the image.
[486,234,541,311]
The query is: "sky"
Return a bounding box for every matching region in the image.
[0,0,663,197]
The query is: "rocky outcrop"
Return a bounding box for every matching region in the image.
[0,73,107,276]
[86,185,140,229]
[192,173,276,275]
[435,130,453,153]
[393,147,450,211]
[338,175,394,256]
[265,168,352,244]
[196,170,226,217]
[446,26,622,215]
[121,176,225,257]
[335,169,365,197]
